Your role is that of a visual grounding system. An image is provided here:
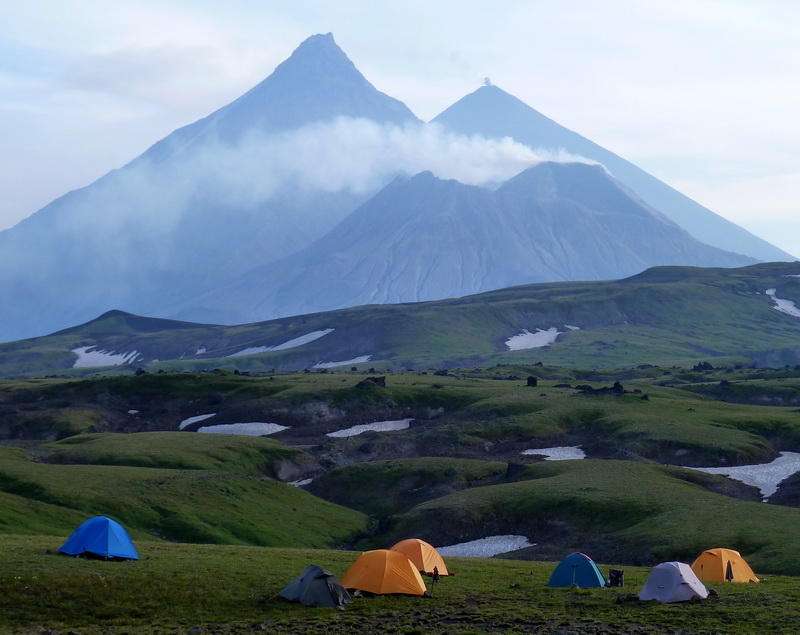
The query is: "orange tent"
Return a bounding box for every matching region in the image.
[390,539,450,576]
[341,549,428,596]
[691,548,759,583]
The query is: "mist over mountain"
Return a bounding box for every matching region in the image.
[169,162,753,324]
[0,34,422,339]
[0,33,785,343]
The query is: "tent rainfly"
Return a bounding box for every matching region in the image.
[390,539,450,576]
[341,549,428,596]
[279,564,352,609]
[547,552,606,588]
[59,516,139,560]
[638,562,708,603]
[691,548,759,583]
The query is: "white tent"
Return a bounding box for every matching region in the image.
[638,561,708,603]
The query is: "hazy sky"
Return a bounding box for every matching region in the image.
[1,0,798,257]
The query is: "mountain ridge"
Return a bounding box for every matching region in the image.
[2,261,800,377]
[433,85,793,262]
[168,161,755,324]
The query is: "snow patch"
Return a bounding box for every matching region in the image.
[326,418,413,438]
[72,346,140,368]
[689,451,800,500]
[564,324,581,331]
[289,478,314,487]
[765,288,800,318]
[179,413,216,430]
[228,329,334,357]
[313,355,371,369]
[195,347,207,355]
[127,410,139,415]
[781,274,800,278]
[522,446,586,460]
[506,327,561,350]
[198,422,289,436]
[438,535,535,558]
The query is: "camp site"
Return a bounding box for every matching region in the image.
[5,365,800,632]
[2,527,798,633]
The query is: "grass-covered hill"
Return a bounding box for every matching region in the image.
[2,261,800,377]
[377,459,800,574]
[3,364,800,578]
[0,436,367,548]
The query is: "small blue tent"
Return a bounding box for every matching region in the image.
[547,552,606,588]
[60,516,139,560]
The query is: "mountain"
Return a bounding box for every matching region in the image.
[3,261,800,379]
[139,32,418,162]
[170,162,755,323]
[432,85,794,262]
[0,34,420,342]
[0,34,791,345]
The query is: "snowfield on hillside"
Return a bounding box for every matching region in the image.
[506,327,561,350]
[522,446,586,460]
[689,451,800,499]
[766,288,800,318]
[198,422,289,436]
[72,346,140,367]
[227,329,334,357]
[438,535,534,557]
[179,413,216,430]
[313,355,371,369]
[326,418,412,438]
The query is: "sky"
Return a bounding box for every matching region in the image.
[1,0,798,258]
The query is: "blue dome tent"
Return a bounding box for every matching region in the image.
[547,552,606,588]
[60,516,139,560]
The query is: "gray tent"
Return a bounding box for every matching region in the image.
[279,564,352,609]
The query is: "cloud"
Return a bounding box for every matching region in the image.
[162,117,595,209]
[35,116,597,254]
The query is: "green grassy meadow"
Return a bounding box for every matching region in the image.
[0,535,797,634]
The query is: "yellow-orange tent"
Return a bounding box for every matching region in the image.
[390,538,450,576]
[341,549,427,596]
[691,548,759,583]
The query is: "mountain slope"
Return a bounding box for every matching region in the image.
[0,34,420,342]
[2,261,800,377]
[433,85,794,262]
[173,162,754,323]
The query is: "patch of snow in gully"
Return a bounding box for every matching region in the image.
[522,446,586,460]
[227,329,334,357]
[289,478,314,487]
[179,413,216,430]
[313,355,371,369]
[198,422,289,436]
[564,324,581,330]
[765,288,800,318]
[72,346,140,368]
[438,535,535,558]
[326,418,413,438]
[689,451,800,500]
[506,328,561,350]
